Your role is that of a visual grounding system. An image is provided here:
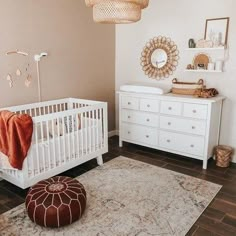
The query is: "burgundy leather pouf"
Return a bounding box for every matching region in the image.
[25,176,86,228]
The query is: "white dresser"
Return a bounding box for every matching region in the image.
[118,92,225,169]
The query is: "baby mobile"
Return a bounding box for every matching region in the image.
[5,49,32,88]
[5,49,48,102]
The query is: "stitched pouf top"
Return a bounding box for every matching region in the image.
[25,176,86,228]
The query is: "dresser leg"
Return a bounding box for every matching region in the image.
[119,139,123,148]
[203,159,208,169]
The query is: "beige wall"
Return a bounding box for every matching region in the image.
[0,0,115,131]
[116,0,236,162]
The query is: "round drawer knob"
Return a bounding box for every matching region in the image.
[190,144,194,148]
[147,104,150,108]
[167,139,171,143]
[146,119,150,122]
[146,135,149,138]
[192,126,196,129]
[168,122,171,126]
[128,102,131,105]
[192,110,197,113]
[128,116,131,119]
[128,131,131,134]
[168,107,172,110]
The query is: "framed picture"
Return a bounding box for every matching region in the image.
[204,17,230,47]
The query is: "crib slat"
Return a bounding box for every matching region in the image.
[67,116,71,160]
[35,124,40,176]
[96,109,99,151]
[103,105,108,149]
[93,109,96,152]
[85,112,88,155]
[80,112,84,156]
[57,117,62,166]
[52,120,57,168]
[40,121,46,173]
[46,121,51,170]
[76,114,80,159]
[62,116,66,163]
[89,111,92,154]
[72,115,75,159]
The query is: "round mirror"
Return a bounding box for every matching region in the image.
[151,49,168,69]
[140,36,179,79]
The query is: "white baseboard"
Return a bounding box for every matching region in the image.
[108,130,119,137]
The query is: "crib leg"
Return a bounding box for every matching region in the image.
[96,155,103,166]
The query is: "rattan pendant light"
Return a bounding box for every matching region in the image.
[85,0,149,24]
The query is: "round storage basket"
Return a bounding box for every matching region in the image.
[215,145,233,167]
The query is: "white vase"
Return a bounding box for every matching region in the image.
[215,60,223,71]
[208,63,215,71]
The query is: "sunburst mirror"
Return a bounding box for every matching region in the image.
[140,36,179,79]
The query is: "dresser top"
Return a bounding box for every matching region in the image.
[117,91,225,104]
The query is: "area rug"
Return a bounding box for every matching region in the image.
[0,156,221,236]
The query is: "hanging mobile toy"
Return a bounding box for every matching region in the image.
[25,74,32,87]
[6,74,13,88]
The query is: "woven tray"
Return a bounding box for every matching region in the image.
[171,78,205,95]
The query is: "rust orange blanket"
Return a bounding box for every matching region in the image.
[0,110,33,170]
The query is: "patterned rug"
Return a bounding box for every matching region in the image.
[0,156,221,236]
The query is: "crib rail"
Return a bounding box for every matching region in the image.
[0,98,102,117]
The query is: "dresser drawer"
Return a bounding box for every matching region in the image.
[121,123,158,146]
[160,101,182,116]
[159,131,205,157]
[160,116,206,136]
[140,99,159,113]
[121,96,139,110]
[183,103,208,120]
[122,110,159,127]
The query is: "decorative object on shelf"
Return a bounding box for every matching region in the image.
[171,78,205,96]
[186,64,194,70]
[207,62,215,71]
[193,53,211,70]
[204,17,230,47]
[140,36,179,79]
[214,145,233,168]
[215,60,224,71]
[194,88,219,98]
[85,0,149,23]
[188,38,196,48]
[196,39,214,48]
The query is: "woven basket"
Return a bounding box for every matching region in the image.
[215,145,233,168]
[171,78,205,96]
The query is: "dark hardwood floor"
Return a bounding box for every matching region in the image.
[0,135,236,235]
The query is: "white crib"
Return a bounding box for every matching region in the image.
[0,98,108,189]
